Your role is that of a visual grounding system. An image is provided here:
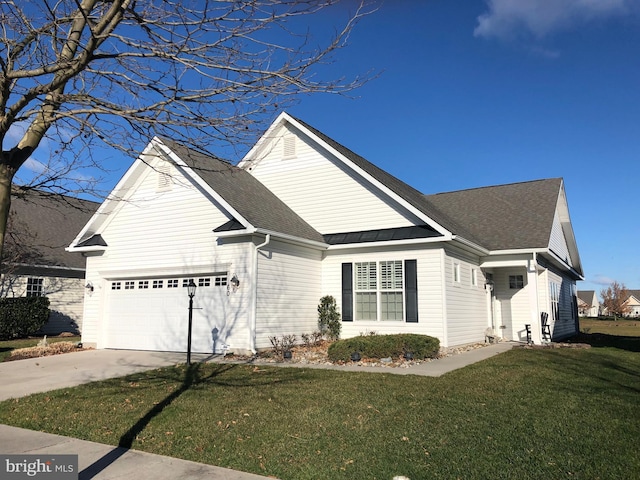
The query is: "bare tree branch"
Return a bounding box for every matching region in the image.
[0,0,376,262]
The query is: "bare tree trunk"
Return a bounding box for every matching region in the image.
[0,164,14,269]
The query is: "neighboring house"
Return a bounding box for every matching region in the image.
[68,112,583,354]
[1,189,99,335]
[577,290,600,317]
[624,290,640,317]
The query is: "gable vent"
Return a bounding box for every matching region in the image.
[283,136,296,158]
[157,162,172,191]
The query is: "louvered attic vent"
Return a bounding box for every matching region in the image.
[157,162,172,191]
[283,136,296,158]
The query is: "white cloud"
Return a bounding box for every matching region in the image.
[591,274,617,286]
[474,0,638,40]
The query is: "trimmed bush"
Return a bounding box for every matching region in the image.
[327,333,440,362]
[0,297,50,340]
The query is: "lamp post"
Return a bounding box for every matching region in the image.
[186,279,197,365]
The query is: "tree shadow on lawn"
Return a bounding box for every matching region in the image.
[567,333,640,353]
[78,361,267,479]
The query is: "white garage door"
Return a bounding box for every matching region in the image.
[104,274,229,353]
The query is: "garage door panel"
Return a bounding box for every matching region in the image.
[104,275,230,353]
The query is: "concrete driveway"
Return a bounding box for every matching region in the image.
[0,349,204,401]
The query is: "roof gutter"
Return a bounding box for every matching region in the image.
[451,235,490,256]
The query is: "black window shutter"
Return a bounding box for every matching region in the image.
[341,263,353,322]
[405,259,418,322]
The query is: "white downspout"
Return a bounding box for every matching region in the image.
[250,234,271,354]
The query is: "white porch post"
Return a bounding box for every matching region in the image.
[527,257,542,344]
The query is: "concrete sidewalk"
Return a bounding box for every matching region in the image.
[0,425,271,480]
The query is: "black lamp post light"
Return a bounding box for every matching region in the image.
[186,279,197,365]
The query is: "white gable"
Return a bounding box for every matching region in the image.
[241,121,424,235]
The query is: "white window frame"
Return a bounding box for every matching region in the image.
[354,260,404,321]
[471,268,478,287]
[550,282,560,322]
[453,262,461,283]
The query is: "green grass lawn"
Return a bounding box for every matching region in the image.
[580,317,640,336]
[0,335,639,479]
[0,336,81,362]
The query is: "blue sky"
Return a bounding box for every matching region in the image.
[19,0,639,296]
[282,0,640,295]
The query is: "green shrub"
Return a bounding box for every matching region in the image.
[318,295,341,340]
[0,297,51,340]
[327,333,440,362]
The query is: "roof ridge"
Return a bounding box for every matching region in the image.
[426,178,562,197]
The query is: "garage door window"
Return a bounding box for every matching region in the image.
[110,275,229,293]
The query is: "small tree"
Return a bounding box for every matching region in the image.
[318,295,341,341]
[600,281,631,319]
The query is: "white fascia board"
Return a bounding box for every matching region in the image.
[451,235,489,256]
[98,263,232,280]
[326,234,451,251]
[253,228,328,250]
[65,245,106,253]
[480,258,529,269]
[215,228,327,250]
[10,263,85,273]
[545,249,585,280]
[154,138,254,231]
[488,248,548,256]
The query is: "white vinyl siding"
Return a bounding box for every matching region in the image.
[245,124,423,234]
[254,239,322,350]
[444,248,487,346]
[5,275,85,335]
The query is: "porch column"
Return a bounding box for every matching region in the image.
[527,258,542,344]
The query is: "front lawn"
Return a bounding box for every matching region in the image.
[580,317,640,336]
[1,336,638,480]
[0,336,81,362]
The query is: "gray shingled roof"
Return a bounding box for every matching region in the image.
[578,290,596,305]
[159,138,325,244]
[6,190,99,270]
[627,290,640,301]
[291,116,561,251]
[425,179,562,251]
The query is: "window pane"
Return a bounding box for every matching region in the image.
[356,292,377,320]
[381,292,404,320]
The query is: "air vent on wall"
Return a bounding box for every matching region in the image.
[157,162,172,191]
[283,136,296,158]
